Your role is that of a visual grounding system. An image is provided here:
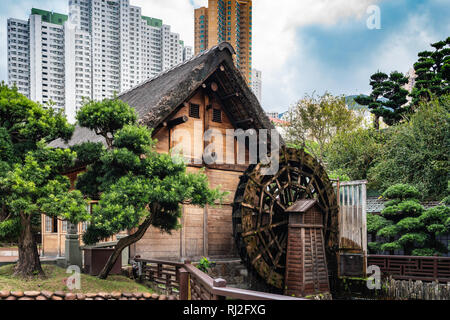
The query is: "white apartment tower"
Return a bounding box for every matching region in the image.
[8,1,193,123]
[251,68,262,102]
[7,19,30,98]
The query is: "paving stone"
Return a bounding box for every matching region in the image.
[111,291,122,299]
[54,291,65,297]
[98,292,111,299]
[24,291,40,297]
[133,292,143,298]
[51,295,63,301]
[36,295,47,301]
[151,293,159,300]
[41,291,53,299]
[158,295,167,300]
[5,296,17,300]
[65,293,76,300]
[122,292,133,298]
[168,295,176,300]
[11,291,24,298]
[0,290,10,298]
[94,297,104,300]
[85,293,97,298]
[18,297,34,300]
[76,293,85,300]
[142,292,152,299]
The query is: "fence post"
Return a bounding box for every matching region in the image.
[212,278,227,300]
[179,268,190,301]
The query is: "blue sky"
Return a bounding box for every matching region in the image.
[1,0,449,112]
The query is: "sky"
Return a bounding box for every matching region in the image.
[1,0,449,112]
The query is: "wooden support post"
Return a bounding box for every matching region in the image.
[179,267,190,301]
[213,278,227,300]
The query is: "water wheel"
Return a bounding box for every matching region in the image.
[232,147,339,290]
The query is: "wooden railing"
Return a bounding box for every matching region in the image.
[368,255,450,283]
[135,259,184,295]
[135,258,305,300]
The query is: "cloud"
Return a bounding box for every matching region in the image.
[252,0,382,110]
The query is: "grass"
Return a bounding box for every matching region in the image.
[0,264,152,294]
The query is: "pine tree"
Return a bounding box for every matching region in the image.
[355,71,409,129]
[74,98,226,279]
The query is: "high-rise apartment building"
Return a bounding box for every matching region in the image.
[251,68,261,102]
[7,1,192,123]
[194,0,253,85]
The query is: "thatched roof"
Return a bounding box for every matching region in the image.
[50,42,276,148]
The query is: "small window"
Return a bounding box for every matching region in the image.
[189,103,200,119]
[212,108,222,123]
[45,216,58,233]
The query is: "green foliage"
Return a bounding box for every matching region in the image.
[0,143,89,224]
[285,92,363,164]
[411,248,441,257]
[377,225,399,238]
[380,241,402,252]
[367,213,392,233]
[419,206,450,235]
[382,184,421,200]
[397,217,423,232]
[368,96,449,199]
[0,84,86,253]
[411,37,450,106]
[368,242,382,253]
[76,98,137,149]
[327,169,351,182]
[197,257,215,273]
[75,99,226,246]
[355,71,409,129]
[70,142,105,167]
[371,183,449,256]
[326,128,385,182]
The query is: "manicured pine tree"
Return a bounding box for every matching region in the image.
[355,71,409,129]
[74,99,226,279]
[411,37,450,106]
[375,184,449,256]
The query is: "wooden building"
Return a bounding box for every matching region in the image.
[45,42,275,261]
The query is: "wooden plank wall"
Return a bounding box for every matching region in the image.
[135,88,248,260]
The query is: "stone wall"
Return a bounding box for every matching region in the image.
[0,290,177,300]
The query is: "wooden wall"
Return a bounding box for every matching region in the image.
[136,88,250,260]
[42,87,251,260]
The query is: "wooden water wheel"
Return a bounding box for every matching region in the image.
[232,147,339,290]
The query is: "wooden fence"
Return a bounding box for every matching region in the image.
[135,258,305,300]
[368,255,450,283]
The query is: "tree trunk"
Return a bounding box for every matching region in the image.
[14,214,44,278]
[98,214,154,279]
[374,115,380,130]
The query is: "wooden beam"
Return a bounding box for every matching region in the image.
[163,116,188,128]
[235,118,254,126]
[222,92,240,100]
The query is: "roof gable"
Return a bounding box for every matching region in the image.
[50,42,275,148]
